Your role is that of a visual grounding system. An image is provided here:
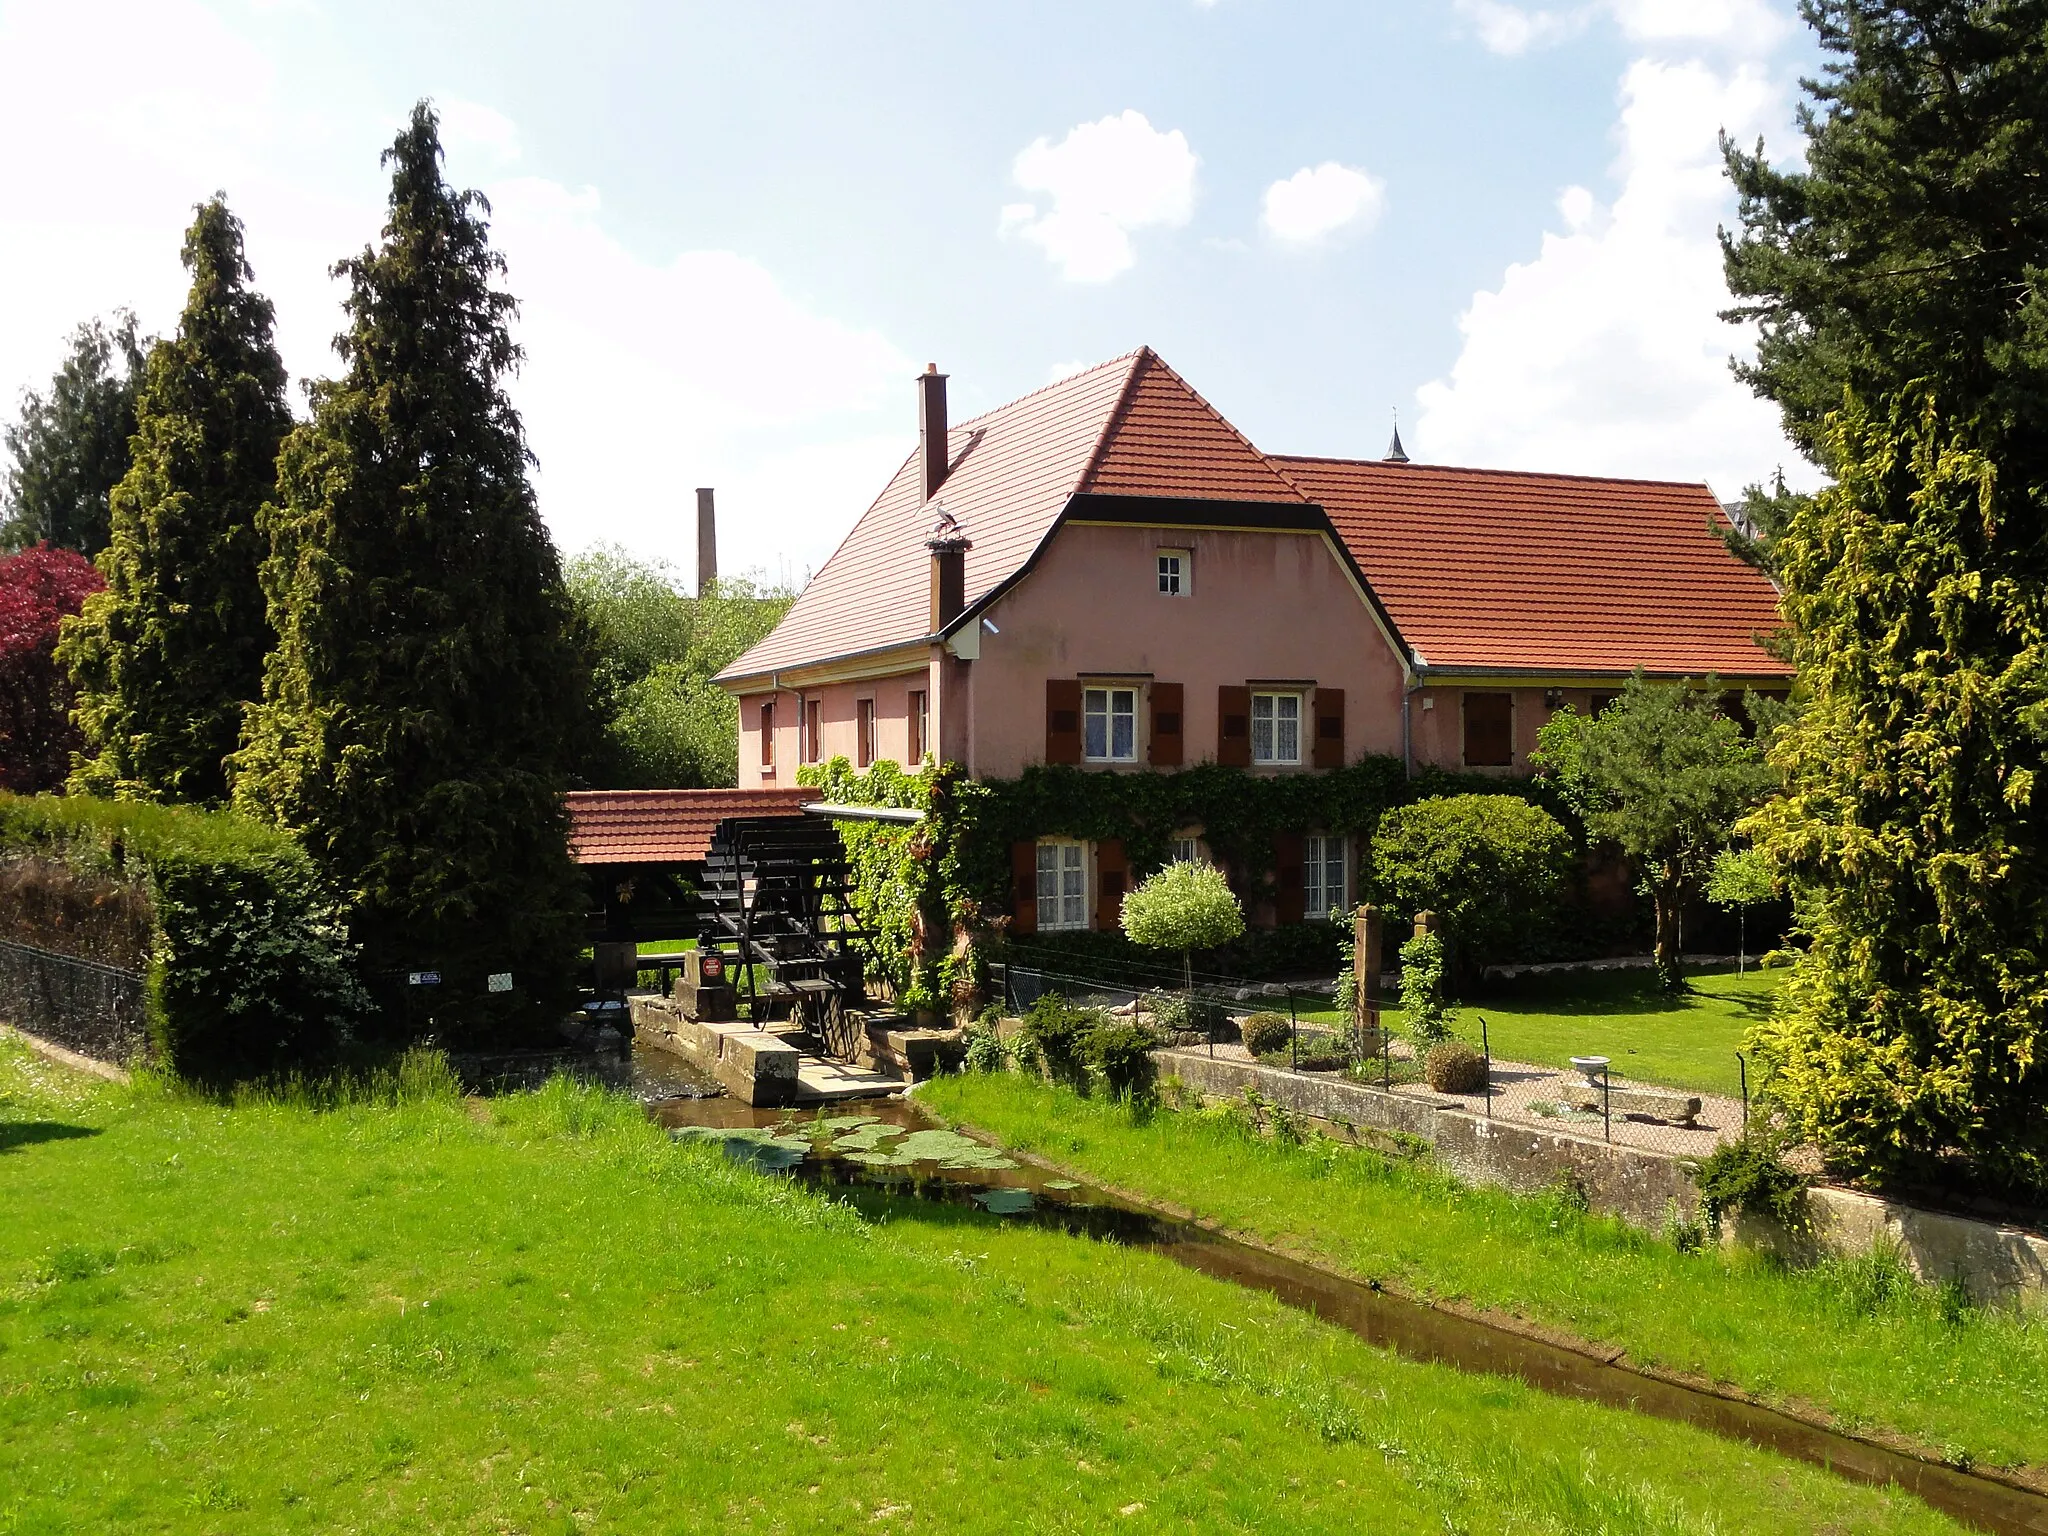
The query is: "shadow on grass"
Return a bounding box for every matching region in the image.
[0,1121,101,1155]
[1467,967,1780,1020]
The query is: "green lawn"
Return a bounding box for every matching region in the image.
[0,1038,1960,1535]
[1293,965,1780,1097]
[920,1072,2048,1477]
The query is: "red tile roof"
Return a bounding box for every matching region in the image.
[1082,352,1308,503]
[1277,456,1790,677]
[717,347,1791,687]
[565,788,809,865]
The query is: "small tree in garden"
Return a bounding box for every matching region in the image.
[1706,846,1776,972]
[1533,674,1775,990]
[1397,929,1454,1047]
[0,545,103,791]
[1366,794,1572,984]
[1,313,150,555]
[1122,859,1245,1001]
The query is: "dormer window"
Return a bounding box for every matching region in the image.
[1157,549,1190,596]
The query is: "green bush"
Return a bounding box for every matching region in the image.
[1085,1019,1158,1101]
[0,793,363,1080]
[1693,1128,1809,1229]
[1423,1040,1486,1095]
[961,1017,1010,1074]
[1121,860,1245,954]
[1397,932,1454,1047]
[1368,794,1572,975]
[1015,992,1097,1088]
[1758,947,1799,970]
[1239,1012,1292,1057]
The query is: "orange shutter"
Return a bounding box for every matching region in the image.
[1095,838,1128,933]
[1273,832,1305,925]
[1149,682,1183,767]
[1046,680,1083,764]
[1011,841,1038,935]
[1312,688,1345,769]
[1217,685,1251,768]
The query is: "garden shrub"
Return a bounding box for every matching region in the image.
[1692,1127,1809,1230]
[1758,947,1799,969]
[1239,1012,1292,1057]
[1015,992,1098,1088]
[1085,1018,1158,1101]
[0,793,363,1081]
[961,1017,1010,1075]
[1142,988,1224,1043]
[1423,1040,1487,1095]
[1367,794,1573,976]
[1397,932,1454,1046]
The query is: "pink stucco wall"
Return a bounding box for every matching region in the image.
[966,522,1405,778]
[736,667,931,788]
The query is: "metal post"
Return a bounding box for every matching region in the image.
[1739,1052,1749,1132]
[1481,1016,1491,1120]
[1289,989,1298,1072]
[1601,1070,1612,1143]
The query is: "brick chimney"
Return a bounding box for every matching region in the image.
[695,487,718,596]
[919,364,950,502]
[927,504,970,633]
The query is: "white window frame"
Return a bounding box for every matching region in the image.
[1157,548,1190,597]
[1303,833,1347,921]
[1035,839,1089,932]
[1251,691,1302,766]
[1170,834,1206,866]
[1083,685,1139,763]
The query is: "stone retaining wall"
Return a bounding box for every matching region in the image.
[1159,1047,2048,1310]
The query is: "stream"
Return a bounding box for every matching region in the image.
[642,1077,2048,1536]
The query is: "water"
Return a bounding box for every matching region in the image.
[655,1093,2048,1536]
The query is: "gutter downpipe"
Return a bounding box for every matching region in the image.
[1402,667,1424,780]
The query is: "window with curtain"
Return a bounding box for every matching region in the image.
[1035,839,1088,931]
[1303,833,1346,920]
[1251,692,1301,765]
[1083,686,1138,761]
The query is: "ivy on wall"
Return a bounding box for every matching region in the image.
[802,753,1585,1006]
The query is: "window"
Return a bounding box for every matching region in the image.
[1463,692,1513,767]
[804,699,822,764]
[1251,692,1301,765]
[760,701,776,772]
[856,698,876,768]
[909,690,928,764]
[1157,548,1190,596]
[1035,840,1088,931]
[1170,834,1205,866]
[1587,691,1619,718]
[1083,686,1138,762]
[1303,834,1346,920]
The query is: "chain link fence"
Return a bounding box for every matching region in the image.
[0,937,148,1064]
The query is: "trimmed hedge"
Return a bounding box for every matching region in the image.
[0,794,363,1080]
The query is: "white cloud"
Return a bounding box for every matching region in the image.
[1000,110,1198,282]
[1455,0,1786,54]
[1261,162,1386,244]
[1414,55,1818,496]
[0,0,916,585]
[1454,0,1589,54]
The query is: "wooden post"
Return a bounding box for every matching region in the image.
[1354,904,1382,1048]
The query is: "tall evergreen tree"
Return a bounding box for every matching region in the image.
[232,103,591,1039]
[1724,2,2048,1192]
[1,313,150,555]
[61,199,290,803]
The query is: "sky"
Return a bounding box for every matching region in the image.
[0,0,1824,590]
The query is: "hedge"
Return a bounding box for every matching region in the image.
[0,794,363,1080]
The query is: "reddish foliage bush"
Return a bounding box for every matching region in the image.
[0,544,103,792]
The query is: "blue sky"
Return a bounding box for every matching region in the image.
[0,0,1821,585]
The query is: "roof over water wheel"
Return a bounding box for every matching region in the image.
[565,787,810,866]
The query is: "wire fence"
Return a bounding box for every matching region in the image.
[994,949,1755,1158]
[0,936,149,1064]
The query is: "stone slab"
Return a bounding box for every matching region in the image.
[1562,1083,1702,1126]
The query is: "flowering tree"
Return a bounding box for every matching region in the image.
[0,544,103,791]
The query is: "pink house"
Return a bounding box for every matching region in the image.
[716,349,1789,934]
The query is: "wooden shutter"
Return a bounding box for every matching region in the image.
[1149,682,1183,767]
[1011,841,1038,935]
[1463,692,1513,767]
[1217,685,1251,767]
[1095,838,1128,933]
[1273,832,1305,925]
[1312,687,1345,769]
[1046,680,1082,764]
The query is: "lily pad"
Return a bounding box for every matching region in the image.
[973,1188,1036,1216]
[890,1129,1020,1170]
[819,1115,882,1131]
[831,1124,905,1154]
[1043,1180,1080,1191]
[671,1125,811,1171]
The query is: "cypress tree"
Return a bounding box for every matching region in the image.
[232,103,591,1039]
[61,198,290,803]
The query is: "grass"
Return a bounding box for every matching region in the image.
[0,1036,1962,1535]
[1290,965,1781,1097]
[919,1072,2048,1477]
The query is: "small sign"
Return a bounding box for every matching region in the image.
[700,954,724,980]
[487,972,514,994]
[407,971,442,987]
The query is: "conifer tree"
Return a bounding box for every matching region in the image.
[61,198,290,803]
[232,103,591,1039]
